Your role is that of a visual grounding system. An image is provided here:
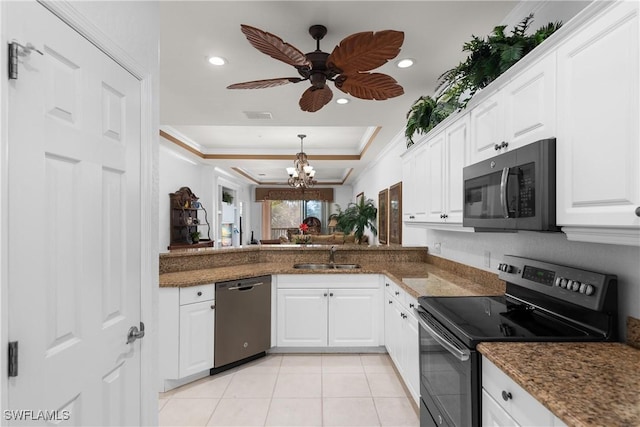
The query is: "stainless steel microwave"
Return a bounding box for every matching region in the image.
[462,138,558,231]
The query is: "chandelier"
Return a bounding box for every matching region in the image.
[286,134,317,188]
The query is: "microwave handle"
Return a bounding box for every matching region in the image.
[500,167,510,219]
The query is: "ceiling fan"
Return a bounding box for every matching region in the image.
[227,24,405,112]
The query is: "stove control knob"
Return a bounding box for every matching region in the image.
[554,277,563,287]
[558,278,568,288]
[579,283,587,294]
[584,284,595,296]
[570,280,581,292]
[499,263,515,273]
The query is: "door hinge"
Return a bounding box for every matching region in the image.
[9,42,18,80]
[8,341,18,377]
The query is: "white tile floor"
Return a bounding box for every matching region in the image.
[159,353,419,426]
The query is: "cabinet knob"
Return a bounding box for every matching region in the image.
[388,300,393,304]
[197,291,202,296]
[210,304,215,310]
[409,303,415,308]
[324,293,328,297]
[395,291,400,296]
[329,292,334,297]
[385,283,390,287]
[501,390,512,401]
[636,206,640,217]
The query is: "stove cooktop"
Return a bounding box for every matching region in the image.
[417,255,618,347]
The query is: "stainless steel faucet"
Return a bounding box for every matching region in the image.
[329,245,337,264]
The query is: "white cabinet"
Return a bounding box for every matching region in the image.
[425,117,470,224]
[482,357,557,427]
[556,1,640,240]
[277,288,328,347]
[159,283,215,391]
[275,275,381,348]
[402,143,428,222]
[383,277,419,405]
[470,53,556,163]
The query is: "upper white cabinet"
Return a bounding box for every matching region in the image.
[556,1,640,240]
[426,116,470,224]
[470,53,557,163]
[402,143,429,222]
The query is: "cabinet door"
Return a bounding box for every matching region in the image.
[470,91,504,162]
[402,154,416,221]
[179,300,215,378]
[444,117,469,223]
[328,288,380,347]
[277,289,328,347]
[384,293,404,372]
[426,132,445,222]
[556,1,640,228]
[402,144,428,222]
[402,311,420,405]
[481,389,519,427]
[503,53,556,151]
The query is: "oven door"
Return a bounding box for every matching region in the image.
[417,307,479,427]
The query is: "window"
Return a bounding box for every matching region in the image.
[268,200,326,239]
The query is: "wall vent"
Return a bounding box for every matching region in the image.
[243,111,273,120]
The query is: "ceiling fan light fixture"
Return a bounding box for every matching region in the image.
[396,58,415,68]
[208,56,227,66]
[336,98,349,105]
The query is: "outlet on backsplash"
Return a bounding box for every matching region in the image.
[433,242,441,254]
[484,250,491,268]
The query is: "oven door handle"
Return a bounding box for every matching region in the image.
[500,167,510,219]
[418,316,470,362]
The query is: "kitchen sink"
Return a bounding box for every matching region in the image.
[293,263,361,270]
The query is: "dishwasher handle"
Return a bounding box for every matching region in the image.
[227,282,264,291]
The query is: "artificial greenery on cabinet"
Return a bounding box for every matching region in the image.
[405,14,562,147]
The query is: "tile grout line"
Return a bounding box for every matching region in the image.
[263,355,283,426]
[360,354,384,427]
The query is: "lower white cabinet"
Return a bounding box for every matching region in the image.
[384,277,420,404]
[482,356,564,427]
[275,275,381,348]
[159,283,215,390]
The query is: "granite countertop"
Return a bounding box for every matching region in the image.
[159,261,504,298]
[478,342,640,427]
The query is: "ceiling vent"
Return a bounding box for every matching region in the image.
[243,111,273,120]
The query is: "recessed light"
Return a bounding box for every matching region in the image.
[336,98,349,105]
[396,58,414,68]
[208,56,227,66]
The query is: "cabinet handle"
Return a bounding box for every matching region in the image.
[329,292,334,297]
[636,206,640,217]
[385,283,390,287]
[501,390,512,401]
[501,141,509,149]
[494,143,501,151]
[395,291,400,296]
[388,300,393,304]
[197,291,202,296]
[409,303,415,308]
[409,215,415,219]
[324,293,328,297]
[210,304,215,310]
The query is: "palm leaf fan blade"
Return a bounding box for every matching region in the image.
[227,77,304,89]
[327,30,404,73]
[336,73,403,100]
[240,24,311,68]
[299,86,333,112]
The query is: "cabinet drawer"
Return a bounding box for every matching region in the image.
[180,284,215,305]
[482,357,554,427]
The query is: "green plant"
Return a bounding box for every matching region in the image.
[334,197,378,244]
[405,15,562,148]
[190,231,201,243]
[436,14,562,108]
[222,191,233,204]
[405,95,457,147]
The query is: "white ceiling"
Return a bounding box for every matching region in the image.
[159,1,517,185]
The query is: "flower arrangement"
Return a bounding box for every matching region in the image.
[294,223,311,244]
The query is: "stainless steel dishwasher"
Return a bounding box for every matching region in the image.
[213,275,271,370]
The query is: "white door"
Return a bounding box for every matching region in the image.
[7,2,143,425]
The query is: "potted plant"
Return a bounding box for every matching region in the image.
[335,197,378,244]
[405,14,562,148]
[190,231,201,244]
